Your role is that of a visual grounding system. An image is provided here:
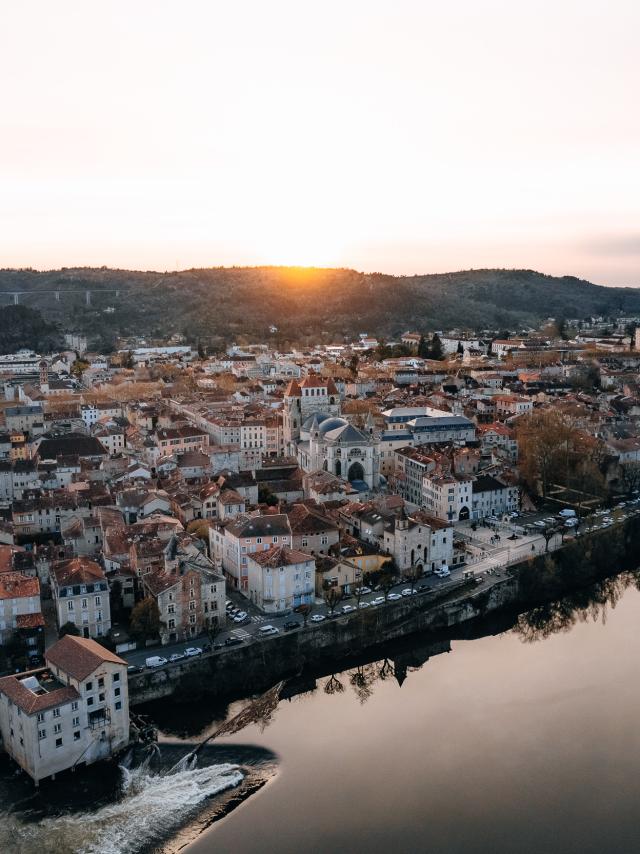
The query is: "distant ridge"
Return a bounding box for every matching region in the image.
[0,266,638,352]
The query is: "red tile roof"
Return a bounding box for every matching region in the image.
[52,557,105,587]
[45,635,126,682]
[16,612,45,629]
[0,572,40,601]
[0,668,79,715]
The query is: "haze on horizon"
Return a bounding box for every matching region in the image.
[2,1,639,286]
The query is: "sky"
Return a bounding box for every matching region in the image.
[1,1,639,284]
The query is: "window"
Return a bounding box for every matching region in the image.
[168,618,175,629]
[38,728,46,740]
[54,723,61,734]
[72,716,80,727]
[115,701,122,711]
[95,595,101,606]
[189,614,196,624]
[85,681,93,692]
[68,601,74,611]
[71,701,78,711]
[98,677,104,688]
[87,697,94,707]
[74,731,81,741]
[114,687,121,697]
[99,693,105,703]
[53,708,61,718]
[81,598,88,609]
[56,738,63,748]
[113,673,120,683]
[37,712,45,723]
[167,604,175,614]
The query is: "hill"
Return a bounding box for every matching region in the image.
[0,266,637,352]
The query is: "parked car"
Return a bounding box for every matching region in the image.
[354,586,371,595]
[371,597,385,606]
[401,588,413,596]
[358,601,370,609]
[387,593,402,601]
[145,656,168,668]
[224,636,243,647]
[184,647,202,657]
[310,614,326,622]
[169,652,185,662]
[127,664,143,674]
[259,625,279,636]
[341,604,356,613]
[284,620,301,631]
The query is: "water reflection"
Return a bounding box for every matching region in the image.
[515,568,640,642]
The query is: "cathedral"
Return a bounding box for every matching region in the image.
[283,376,380,489]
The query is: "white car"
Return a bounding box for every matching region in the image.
[259,625,279,636]
[310,614,326,623]
[401,588,414,596]
[184,647,202,657]
[371,597,385,606]
[341,604,356,614]
[387,593,402,601]
[435,568,451,578]
[358,601,370,609]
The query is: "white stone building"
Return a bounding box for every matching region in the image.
[246,545,315,613]
[0,635,129,784]
[51,557,111,639]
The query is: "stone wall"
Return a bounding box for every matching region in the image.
[128,516,640,707]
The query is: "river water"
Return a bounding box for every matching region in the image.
[2,571,640,853]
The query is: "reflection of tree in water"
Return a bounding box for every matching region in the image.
[322,658,398,704]
[324,674,345,695]
[515,570,640,643]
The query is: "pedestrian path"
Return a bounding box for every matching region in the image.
[231,628,251,639]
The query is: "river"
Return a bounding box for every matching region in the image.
[2,571,640,853]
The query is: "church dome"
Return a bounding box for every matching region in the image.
[317,417,348,435]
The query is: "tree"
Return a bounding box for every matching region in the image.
[417,335,429,359]
[378,572,395,602]
[456,340,464,355]
[294,603,313,627]
[349,354,360,376]
[129,598,161,641]
[405,562,423,593]
[542,526,557,553]
[58,621,81,639]
[323,586,343,615]
[620,461,640,496]
[429,334,444,361]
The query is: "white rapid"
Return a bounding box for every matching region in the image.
[0,756,244,854]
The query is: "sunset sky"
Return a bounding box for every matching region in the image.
[2,1,639,284]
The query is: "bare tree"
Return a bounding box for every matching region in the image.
[295,603,313,627]
[323,586,343,615]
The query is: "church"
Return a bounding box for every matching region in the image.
[283,376,380,490]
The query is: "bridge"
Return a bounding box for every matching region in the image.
[0,289,126,306]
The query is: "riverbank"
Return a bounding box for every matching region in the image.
[128,515,640,707]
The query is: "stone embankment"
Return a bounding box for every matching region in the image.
[128,516,640,707]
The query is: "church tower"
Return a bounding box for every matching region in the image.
[39,359,49,394]
[283,379,302,451]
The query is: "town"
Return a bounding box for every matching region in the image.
[2,316,640,785]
